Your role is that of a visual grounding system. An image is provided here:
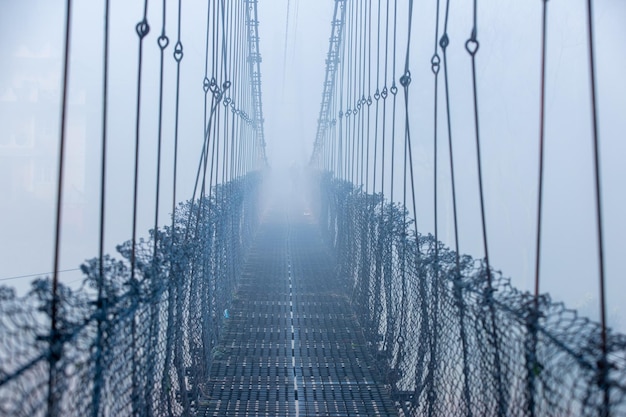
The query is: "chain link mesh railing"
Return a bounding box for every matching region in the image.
[0,173,261,417]
[316,172,626,417]
[3,168,625,417]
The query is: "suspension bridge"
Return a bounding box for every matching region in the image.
[0,0,625,416]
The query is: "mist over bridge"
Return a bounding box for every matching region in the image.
[1,0,625,416]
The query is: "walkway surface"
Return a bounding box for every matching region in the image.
[198,201,398,416]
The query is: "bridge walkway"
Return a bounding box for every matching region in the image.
[198,201,397,416]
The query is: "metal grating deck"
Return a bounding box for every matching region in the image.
[198,205,398,416]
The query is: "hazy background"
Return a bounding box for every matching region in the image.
[0,0,624,332]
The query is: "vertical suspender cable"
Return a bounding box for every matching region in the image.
[97,0,110,332]
[154,0,169,257]
[401,0,417,243]
[171,0,183,228]
[49,1,72,415]
[355,0,363,186]
[146,2,168,414]
[466,0,496,413]
[92,0,110,415]
[346,0,354,182]
[427,0,442,413]
[534,1,548,300]
[131,0,150,283]
[165,3,186,414]
[338,5,346,181]
[585,0,610,414]
[365,0,372,195]
[131,3,149,414]
[530,3,549,415]
[372,0,381,199]
[228,0,237,183]
[380,0,390,211]
[389,0,398,207]
[282,0,291,99]
[396,0,414,383]
[210,0,221,201]
[357,0,365,187]
[432,0,441,282]
[467,0,491,283]
[439,0,460,275]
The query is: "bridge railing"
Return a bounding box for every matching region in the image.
[0,173,261,417]
[316,172,626,417]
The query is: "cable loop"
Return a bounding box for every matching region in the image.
[374,89,381,101]
[339,110,344,119]
[367,96,373,106]
[390,84,398,95]
[208,78,218,94]
[346,109,352,117]
[465,38,479,56]
[157,35,169,50]
[203,77,210,93]
[381,87,388,99]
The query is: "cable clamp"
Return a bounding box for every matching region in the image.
[136,19,150,39]
[439,33,450,50]
[173,41,184,62]
[400,71,411,87]
[431,54,441,74]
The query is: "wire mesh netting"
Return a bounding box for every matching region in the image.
[0,173,260,417]
[316,173,626,417]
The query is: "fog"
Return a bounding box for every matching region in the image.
[0,0,624,332]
